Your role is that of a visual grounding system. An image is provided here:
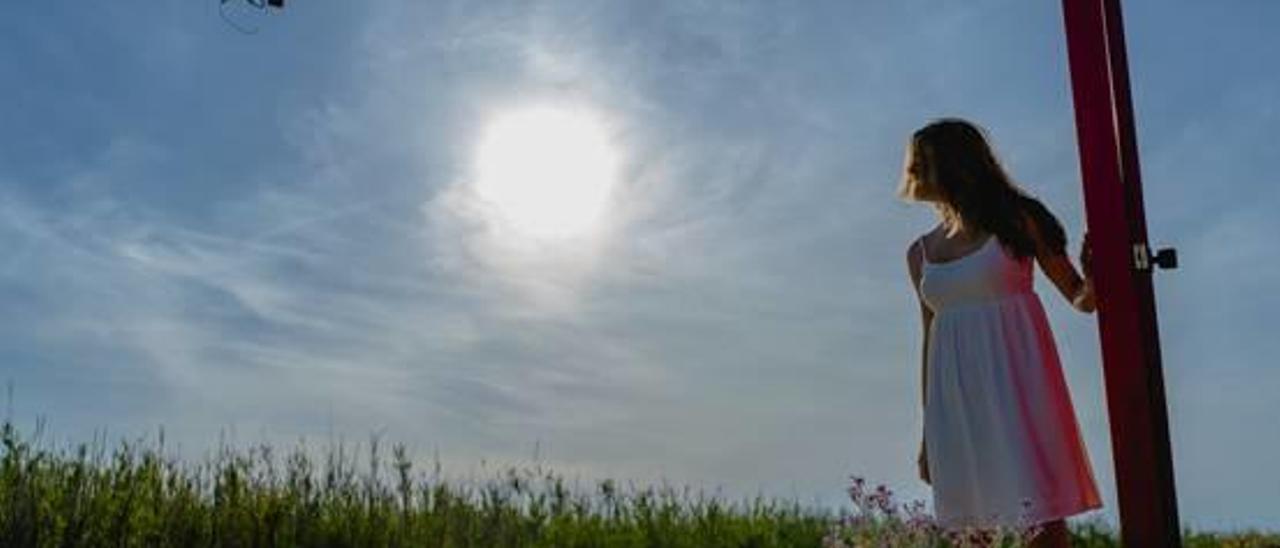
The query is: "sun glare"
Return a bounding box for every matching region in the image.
[473,106,618,239]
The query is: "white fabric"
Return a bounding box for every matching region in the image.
[918,233,1102,530]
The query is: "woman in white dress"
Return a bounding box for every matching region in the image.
[900,119,1103,547]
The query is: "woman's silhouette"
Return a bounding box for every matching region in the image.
[902,119,1103,547]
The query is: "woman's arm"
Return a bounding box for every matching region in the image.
[907,240,933,413]
[1024,212,1095,313]
[908,239,933,483]
[918,297,933,409]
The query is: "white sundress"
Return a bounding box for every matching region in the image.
[917,232,1102,531]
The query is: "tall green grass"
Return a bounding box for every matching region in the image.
[1,418,1276,547]
[0,418,832,547]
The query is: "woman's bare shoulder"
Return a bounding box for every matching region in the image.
[907,225,942,272]
[909,225,944,252]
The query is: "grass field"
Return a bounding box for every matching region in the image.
[1,418,1276,547]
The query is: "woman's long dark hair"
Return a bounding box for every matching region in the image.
[898,118,1066,259]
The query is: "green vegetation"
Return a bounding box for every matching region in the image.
[1,418,1276,547]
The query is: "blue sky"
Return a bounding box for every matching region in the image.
[2,1,1277,531]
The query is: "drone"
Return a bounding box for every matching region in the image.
[219,0,285,34]
[225,0,283,8]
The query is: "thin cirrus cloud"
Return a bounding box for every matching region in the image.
[1,0,1278,531]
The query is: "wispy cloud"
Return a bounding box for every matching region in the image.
[2,0,1278,530]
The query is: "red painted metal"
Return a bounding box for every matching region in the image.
[1060,0,1182,545]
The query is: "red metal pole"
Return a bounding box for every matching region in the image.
[1060,0,1182,546]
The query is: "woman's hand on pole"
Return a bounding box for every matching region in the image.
[1072,231,1097,313]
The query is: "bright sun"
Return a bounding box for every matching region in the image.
[473,106,618,239]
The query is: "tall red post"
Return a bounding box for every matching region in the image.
[1060,0,1182,546]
